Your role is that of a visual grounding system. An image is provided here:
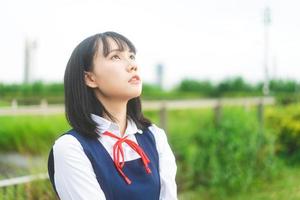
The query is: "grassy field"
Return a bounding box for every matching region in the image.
[0,105,299,199]
[179,163,300,200]
[0,114,69,154]
[1,161,299,200]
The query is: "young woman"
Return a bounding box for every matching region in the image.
[47,32,177,200]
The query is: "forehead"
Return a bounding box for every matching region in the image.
[96,37,133,57]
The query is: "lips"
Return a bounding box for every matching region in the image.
[128,75,141,83]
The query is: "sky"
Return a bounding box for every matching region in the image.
[0,0,300,89]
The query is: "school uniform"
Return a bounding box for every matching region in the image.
[48,114,177,200]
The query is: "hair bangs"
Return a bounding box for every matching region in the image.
[97,32,136,57]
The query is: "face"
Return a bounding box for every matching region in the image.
[84,37,142,101]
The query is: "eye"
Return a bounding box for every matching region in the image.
[111,55,120,60]
[130,54,136,60]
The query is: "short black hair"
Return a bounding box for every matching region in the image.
[64,31,151,138]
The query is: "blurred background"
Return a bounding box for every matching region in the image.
[0,0,300,199]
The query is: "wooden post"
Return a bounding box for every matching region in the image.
[257,98,264,133]
[11,99,18,109]
[214,99,222,128]
[244,100,250,112]
[159,101,167,132]
[40,99,48,108]
[40,99,48,116]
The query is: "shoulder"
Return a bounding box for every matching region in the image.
[51,134,106,199]
[148,123,166,135]
[53,134,84,160]
[147,124,169,153]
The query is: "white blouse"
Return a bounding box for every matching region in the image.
[53,114,178,200]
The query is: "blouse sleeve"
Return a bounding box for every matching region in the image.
[150,124,178,200]
[53,134,106,200]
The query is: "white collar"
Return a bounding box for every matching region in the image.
[91,113,143,137]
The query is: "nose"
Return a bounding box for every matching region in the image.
[130,64,137,71]
[127,60,138,72]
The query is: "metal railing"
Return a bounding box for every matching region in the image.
[0,173,48,199]
[0,97,275,115]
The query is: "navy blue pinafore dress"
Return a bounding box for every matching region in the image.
[48,128,161,200]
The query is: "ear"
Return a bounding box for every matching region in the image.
[84,71,98,88]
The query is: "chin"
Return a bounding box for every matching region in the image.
[128,90,142,99]
[133,91,142,98]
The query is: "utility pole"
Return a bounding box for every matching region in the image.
[263,6,271,96]
[24,37,38,84]
[156,63,164,89]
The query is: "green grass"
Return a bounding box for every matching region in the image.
[1,163,300,200]
[0,179,57,200]
[179,163,300,200]
[0,100,10,107]
[166,106,279,192]
[0,115,70,155]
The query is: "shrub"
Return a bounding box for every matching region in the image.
[265,104,300,164]
[169,108,278,193]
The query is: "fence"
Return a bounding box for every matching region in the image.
[142,96,274,131]
[0,173,48,199]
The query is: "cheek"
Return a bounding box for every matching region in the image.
[94,68,127,93]
[96,67,124,85]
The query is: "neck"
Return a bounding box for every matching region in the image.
[96,94,128,137]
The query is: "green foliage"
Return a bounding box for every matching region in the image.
[142,83,203,100]
[265,104,300,164]
[0,81,64,105]
[168,107,278,193]
[0,81,64,97]
[0,106,285,197]
[216,77,255,94]
[175,77,300,98]
[0,180,57,200]
[179,164,300,200]
[0,115,70,155]
[176,79,214,95]
[1,78,300,105]
[275,93,300,105]
[269,79,298,93]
